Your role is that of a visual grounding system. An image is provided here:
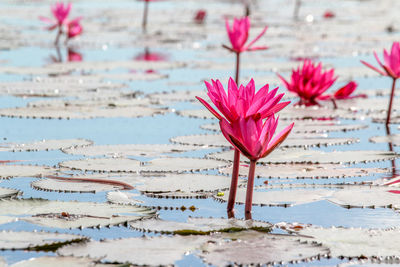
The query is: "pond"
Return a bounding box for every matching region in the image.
[0,0,400,266]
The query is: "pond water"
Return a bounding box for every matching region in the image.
[0,0,400,266]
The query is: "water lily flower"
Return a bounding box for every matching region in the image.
[194,10,206,24]
[361,42,400,124]
[223,17,268,84]
[278,59,361,106]
[196,78,290,215]
[39,2,72,44]
[323,10,335,19]
[220,115,294,216]
[196,78,290,122]
[66,17,82,41]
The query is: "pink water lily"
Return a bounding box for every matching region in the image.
[66,17,82,40]
[278,59,361,106]
[220,115,294,216]
[361,42,400,124]
[196,78,290,122]
[39,2,82,45]
[224,17,268,54]
[196,78,289,216]
[223,17,268,84]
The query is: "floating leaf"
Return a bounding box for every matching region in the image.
[31,177,128,194]
[9,256,115,267]
[0,165,57,179]
[148,90,207,103]
[134,173,240,193]
[201,121,368,133]
[0,187,21,199]
[298,227,400,259]
[0,139,92,152]
[0,231,86,251]
[199,232,329,266]
[171,133,358,148]
[370,134,400,146]
[213,185,335,207]
[328,185,400,209]
[0,198,155,229]
[107,191,143,205]
[58,235,211,266]
[60,157,228,173]
[337,98,400,113]
[129,217,272,235]
[0,104,166,120]
[208,149,399,164]
[62,143,201,157]
[219,164,388,179]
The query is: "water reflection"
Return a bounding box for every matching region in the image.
[48,46,83,63]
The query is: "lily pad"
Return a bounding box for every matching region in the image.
[171,133,358,148]
[62,143,201,157]
[219,164,389,179]
[208,149,399,164]
[370,134,400,146]
[58,235,211,266]
[148,90,207,103]
[201,121,368,133]
[0,187,21,199]
[199,232,329,266]
[60,157,228,173]
[31,177,128,194]
[0,139,92,152]
[129,217,272,235]
[134,173,239,193]
[0,165,58,179]
[9,256,117,267]
[0,198,155,229]
[213,185,336,207]
[0,103,166,120]
[298,227,400,259]
[329,185,400,209]
[0,231,86,250]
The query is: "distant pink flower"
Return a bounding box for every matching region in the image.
[323,10,335,19]
[224,17,268,54]
[194,10,207,24]
[196,78,290,122]
[66,17,82,39]
[39,2,71,30]
[220,116,293,162]
[361,42,400,124]
[278,60,336,105]
[278,60,362,106]
[134,50,167,61]
[361,42,400,79]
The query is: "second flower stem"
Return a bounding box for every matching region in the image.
[245,159,257,216]
[142,0,149,33]
[227,149,240,214]
[386,78,397,125]
[235,52,240,85]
